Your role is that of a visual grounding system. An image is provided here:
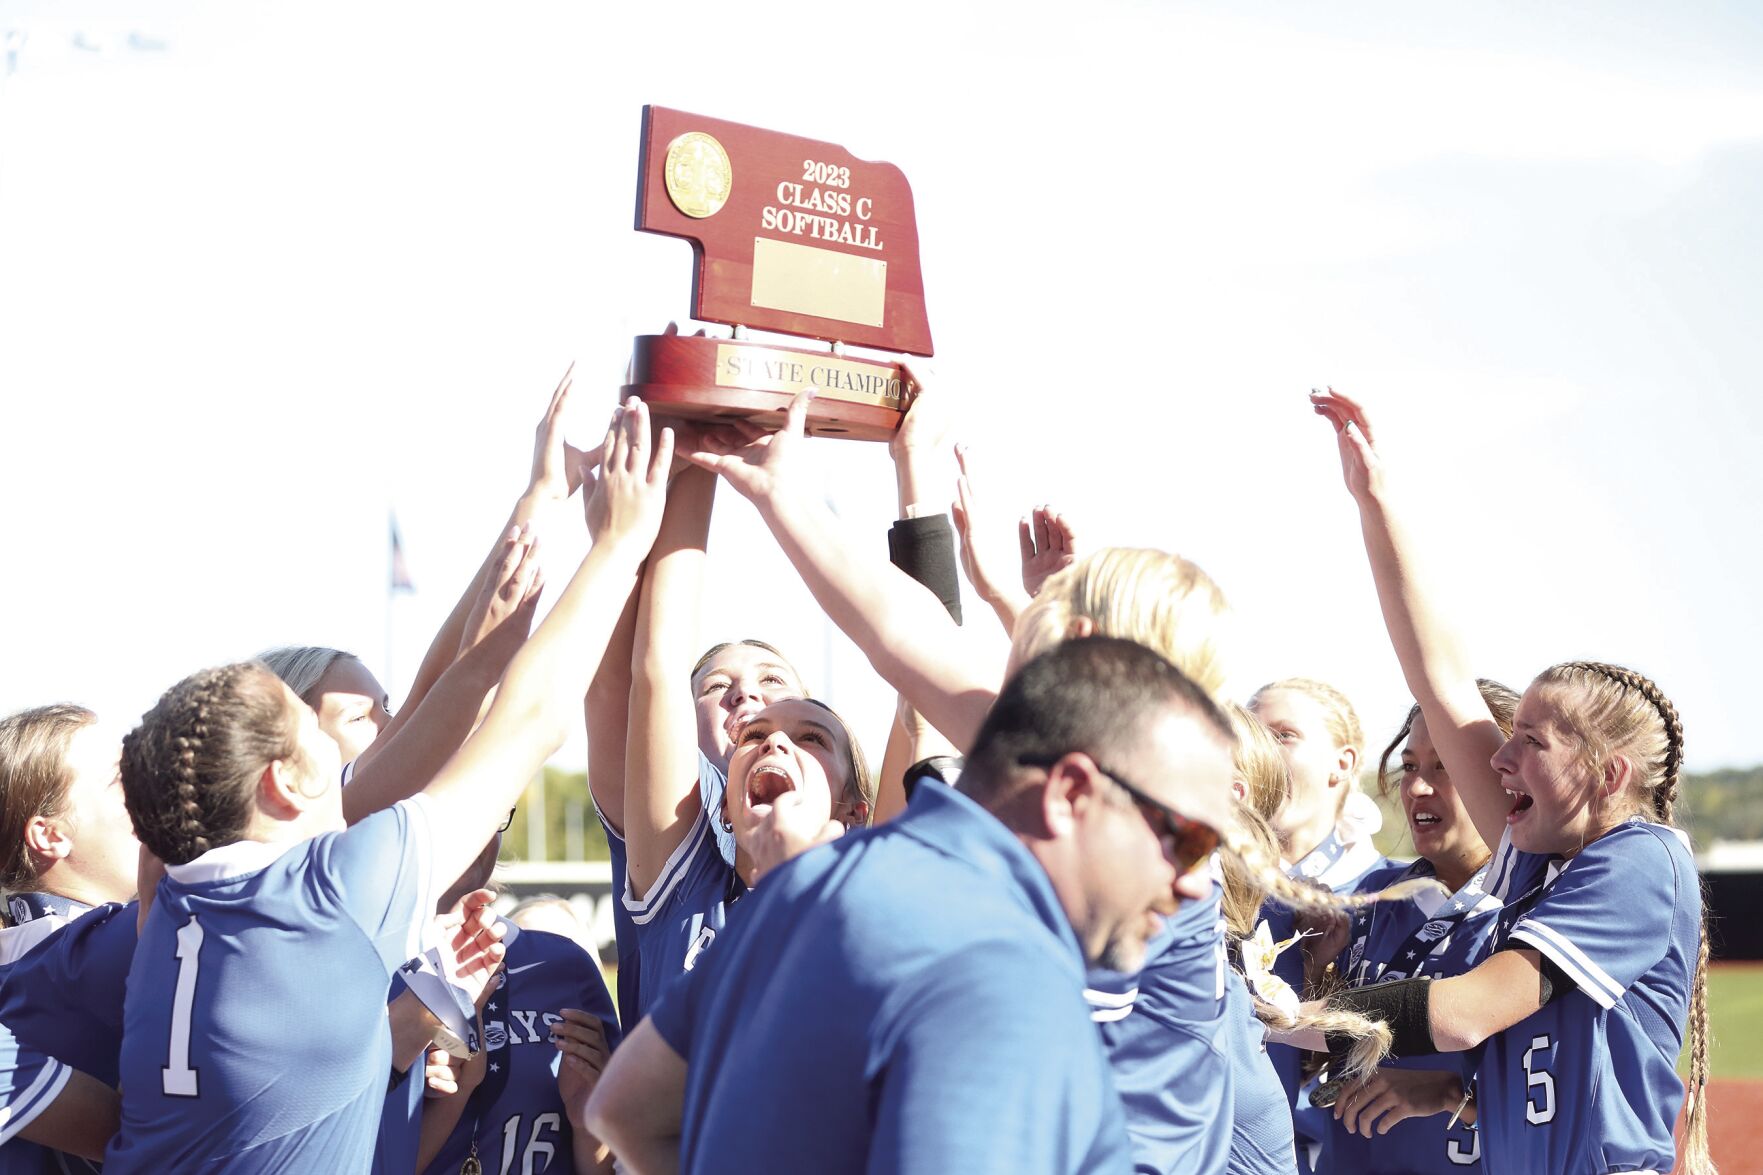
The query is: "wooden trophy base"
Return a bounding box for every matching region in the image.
[623,333,914,442]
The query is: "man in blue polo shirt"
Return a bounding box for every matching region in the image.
[584,637,1238,1174]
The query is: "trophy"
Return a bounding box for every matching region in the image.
[624,106,934,441]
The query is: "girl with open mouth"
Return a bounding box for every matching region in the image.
[1298,387,1713,1175]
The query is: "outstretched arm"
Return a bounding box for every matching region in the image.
[623,465,716,899]
[418,400,672,898]
[951,442,1077,639]
[683,392,1002,752]
[343,530,543,823]
[360,366,587,768]
[950,442,1031,637]
[585,587,640,836]
[1310,388,1509,854]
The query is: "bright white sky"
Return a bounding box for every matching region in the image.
[3,1,1761,772]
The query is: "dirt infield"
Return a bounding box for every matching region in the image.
[1682,1079,1763,1173]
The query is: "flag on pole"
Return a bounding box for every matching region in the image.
[389,514,415,593]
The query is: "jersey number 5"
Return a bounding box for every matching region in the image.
[1522,1033,1556,1125]
[163,915,205,1097]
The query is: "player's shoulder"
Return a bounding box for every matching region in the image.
[1571,818,1693,882]
[508,925,599,970]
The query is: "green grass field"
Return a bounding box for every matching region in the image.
[1702,964,1763,1080]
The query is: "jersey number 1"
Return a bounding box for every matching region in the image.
[163,915,205,1097]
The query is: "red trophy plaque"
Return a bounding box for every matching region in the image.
[624,106,933,441]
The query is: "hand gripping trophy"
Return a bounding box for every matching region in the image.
[624,106,934,441]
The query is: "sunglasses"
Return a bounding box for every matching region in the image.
[498,807,517,834]
[1018,753,1221,873]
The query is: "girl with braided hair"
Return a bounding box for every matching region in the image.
[103,398,674,1172]
[1301,387,1714,1175]
[679,392,1425,1175]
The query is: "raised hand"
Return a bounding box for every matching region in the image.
[1019,505,1077,598]
[887,366,952,514]
[552,1009,614,1131]
[1309,386,1386,501]
[581,398,674,549]
[951,442,1031,628]
[458,524,545,658]
[525,363,605,502]
[677,388,813,506]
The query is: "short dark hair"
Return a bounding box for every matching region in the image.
[961,637,1232,802]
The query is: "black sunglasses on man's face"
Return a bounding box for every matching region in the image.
[1017,753,1221,873]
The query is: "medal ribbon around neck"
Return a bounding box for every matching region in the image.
[7,890,92,925]
[459,964,516,1175]
[1372,860,1496,980]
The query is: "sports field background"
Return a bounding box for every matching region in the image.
[1698,964,1763,1173]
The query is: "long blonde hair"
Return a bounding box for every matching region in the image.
[1010,548,1230,696]
[1532,661,1712,1175]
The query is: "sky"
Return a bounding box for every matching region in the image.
[3,1,1761,777]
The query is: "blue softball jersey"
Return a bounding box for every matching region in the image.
[105,797,436,1172]
[421,922,620,1175]
[1086,860,1232,1175]
[647,779,1131,1174]
[1307,858,1499,1173]
[1474,819,1699,1175]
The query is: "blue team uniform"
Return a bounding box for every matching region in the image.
[369,977,426,1175]
[593,803,641,1033]
[1306,858,1499,1173]
[0,902,136,1088]
[699,757,738,869]
[1263,827,1391,1138]
[622,755,744,1019]
[1474,820,1698,1174]
[1222,966,1298,1175]
[422,922,620,1175]
[106,798,437,1173]
[647,778,1131,1174]
[371,1043,424,1175]
[0,900,138,1174]
[0,1026,67,1160]
[1086,862,1231,1175]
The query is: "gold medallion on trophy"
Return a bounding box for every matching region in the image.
[663,132,732,219]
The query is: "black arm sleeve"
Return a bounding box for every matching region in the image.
[1325,976,1438,1058]
[887,514,962,624]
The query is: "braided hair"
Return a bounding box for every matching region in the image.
[1531,660,1711,1175]
[121,663,312,866]
[1532,661,1683,824]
